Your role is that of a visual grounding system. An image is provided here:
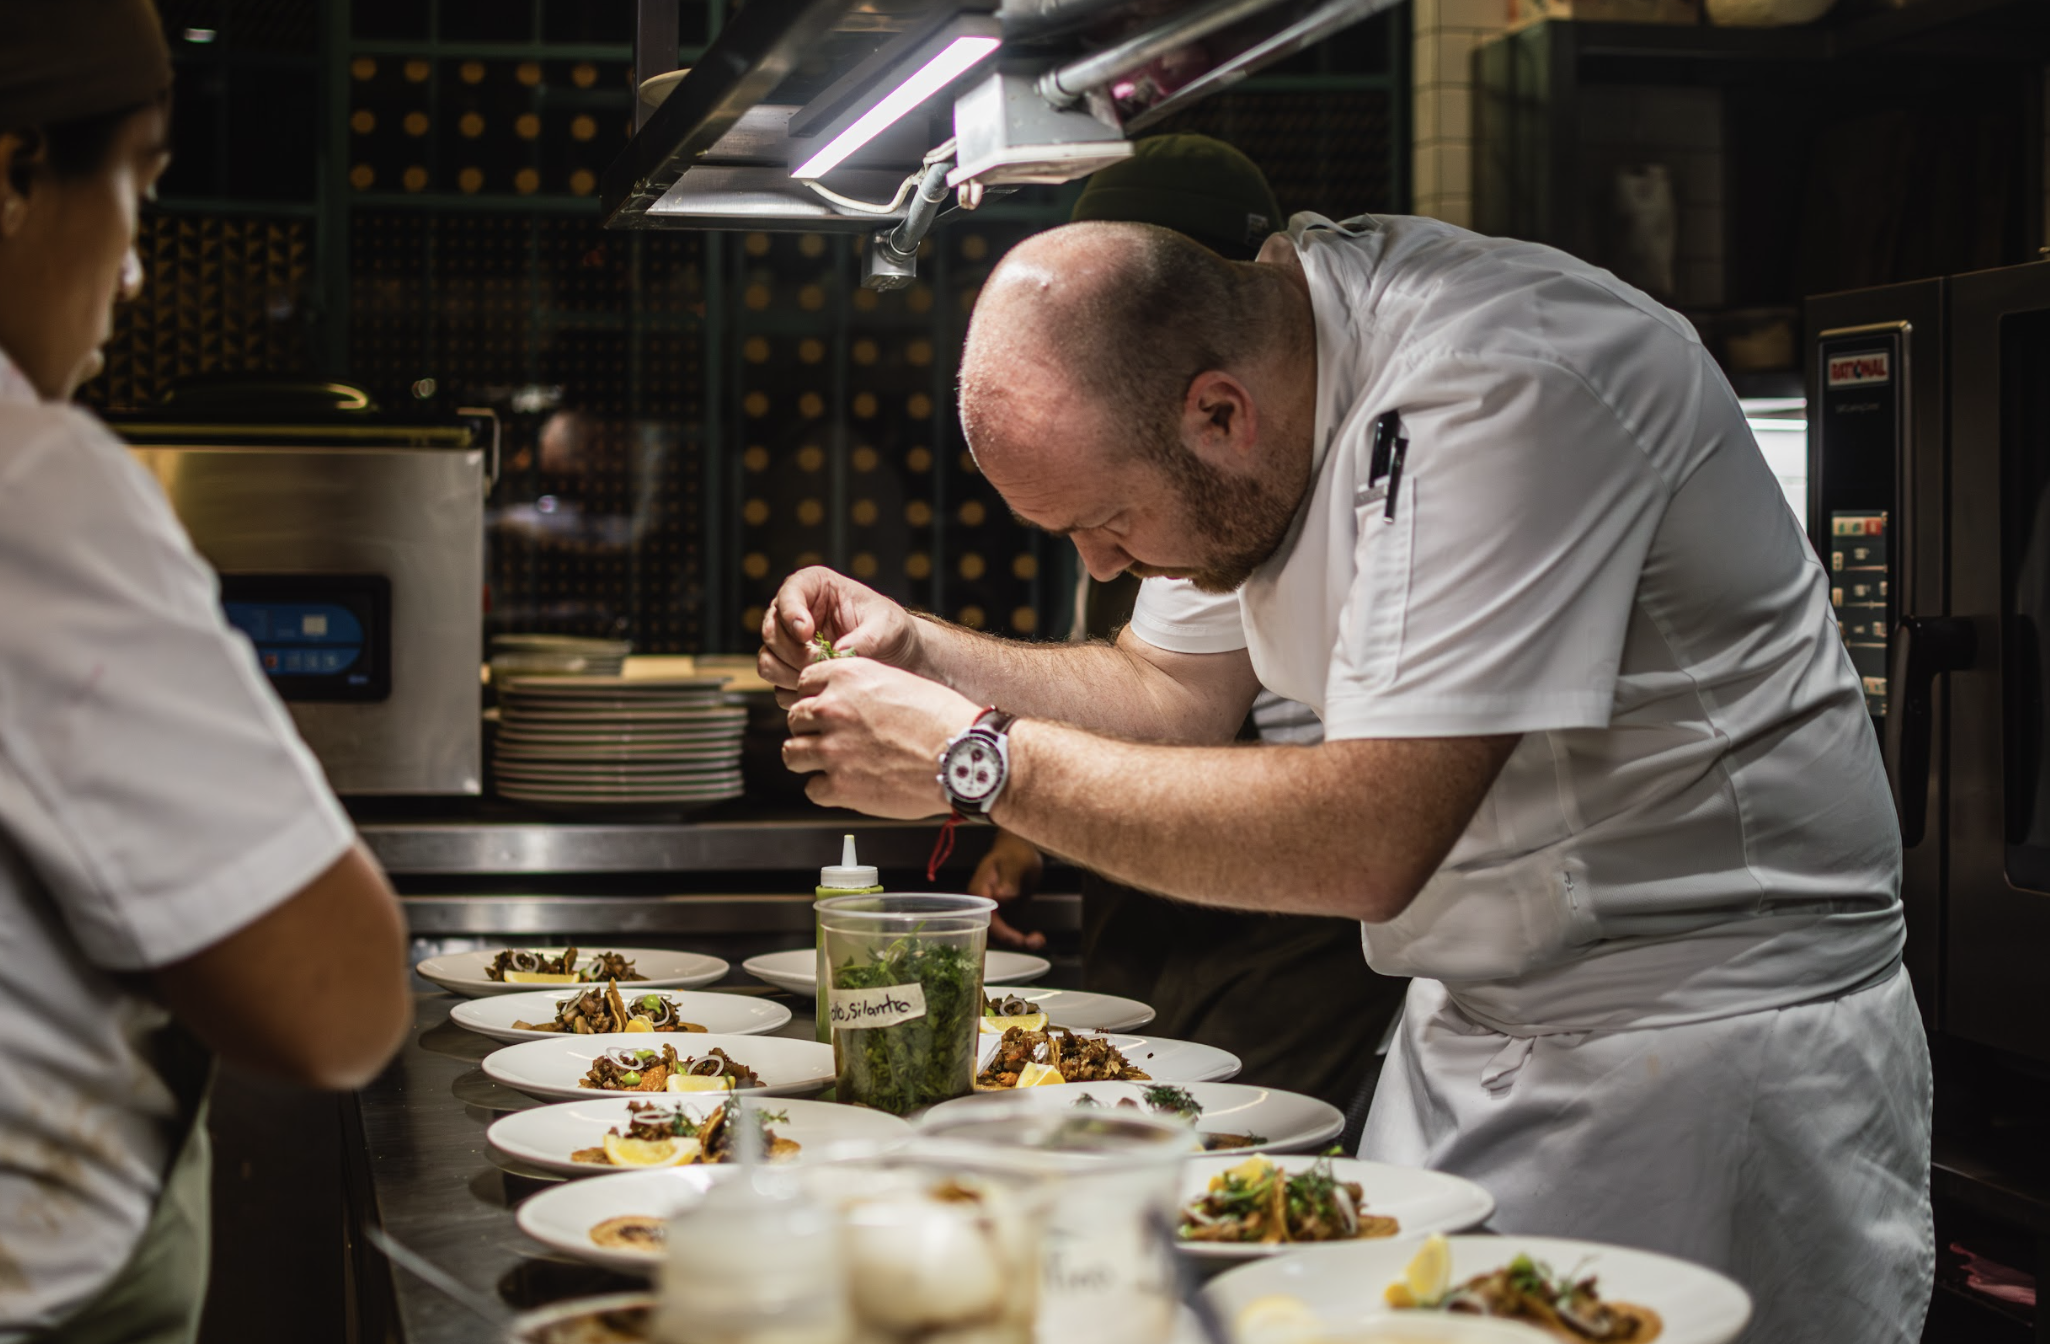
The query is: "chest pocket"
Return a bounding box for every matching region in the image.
[1336,477,1417,694]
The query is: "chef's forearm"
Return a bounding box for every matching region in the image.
[989,719,1517,922]
[910,615,1249,743]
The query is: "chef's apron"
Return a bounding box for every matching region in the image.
[36,1027,214,1344]
[1362,966,1933,1344]
[1082,874,1404,1111]
[1078,572,1407,1113]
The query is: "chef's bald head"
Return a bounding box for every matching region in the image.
[0,0,172,133]
[959,222,1261,471]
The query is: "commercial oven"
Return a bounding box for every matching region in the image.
[1808,259,2050,1062]
[117,392,497,797]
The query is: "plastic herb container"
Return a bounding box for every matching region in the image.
[816,893,993,1115]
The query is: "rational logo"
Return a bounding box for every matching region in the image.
[1827,351,1891,387]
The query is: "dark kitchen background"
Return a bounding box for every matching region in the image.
[101,0,1409,655]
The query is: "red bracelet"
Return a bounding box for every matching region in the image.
[926,808,964,883]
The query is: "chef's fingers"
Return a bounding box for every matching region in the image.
[968,847,1015,899]
[969,844,1046,949]
[785,688,833,735]
[780,729,825,775]
[760,569,836,685]
[758,640,804,692]
[988,911,1047,952]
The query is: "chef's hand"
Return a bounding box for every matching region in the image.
[783,658,982,818]
[969,830,1047,951]
[759,567,921,708]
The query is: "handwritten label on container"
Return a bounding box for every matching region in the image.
[828,982,927,1030]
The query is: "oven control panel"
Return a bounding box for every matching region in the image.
[219,573,392,702]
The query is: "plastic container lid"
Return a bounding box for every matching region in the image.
[819,833,879,889]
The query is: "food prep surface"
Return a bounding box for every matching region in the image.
[346,990,817,1342]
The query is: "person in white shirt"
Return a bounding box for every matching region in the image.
[0,4,411,1340]
[760,214,1931,1341]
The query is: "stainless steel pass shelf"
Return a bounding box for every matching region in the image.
[358,816,949,876]
[403,891,819,937]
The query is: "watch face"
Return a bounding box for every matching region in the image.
[944,733,1002,802]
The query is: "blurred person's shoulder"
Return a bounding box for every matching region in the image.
[0,394,186,543]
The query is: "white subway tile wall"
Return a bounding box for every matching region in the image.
[1411,0,1510,226]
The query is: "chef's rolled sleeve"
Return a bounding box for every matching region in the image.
[1126,578,1248,654]
[1321,352,1671,740]
[0,410,356,972]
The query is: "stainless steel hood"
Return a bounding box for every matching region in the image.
[601,0,1403,277]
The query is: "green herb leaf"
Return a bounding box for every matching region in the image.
[830,937,978,1115]
[1141,1083,1202,1119]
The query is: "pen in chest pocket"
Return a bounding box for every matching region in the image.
[1368,409,1408,523]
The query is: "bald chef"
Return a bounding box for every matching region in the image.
[761,214,1930,1342]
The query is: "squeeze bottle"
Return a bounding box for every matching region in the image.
[815,833,883,1041]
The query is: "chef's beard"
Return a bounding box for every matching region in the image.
[1130,448,1301,594]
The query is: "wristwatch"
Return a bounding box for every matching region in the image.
[937,708,1017,815]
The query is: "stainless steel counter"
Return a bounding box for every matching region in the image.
[347,988,819,1342]
[360,816,952,876]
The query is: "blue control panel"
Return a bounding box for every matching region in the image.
[217,574,391,702]
[224,601,369,680]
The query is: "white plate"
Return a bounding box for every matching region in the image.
[496,767,744,783]
[482,1032,836,1101]
[502,674,726,695]
[979,986,1154,1032]
[415,947,730,998]
[496,709,746,731]
[508,1292,655,1344]
[1204,1234,1753,1344]
[494,781,742,801]
[922,1080,1342,1155]
[501,710,749,728]
[449,988,791,1043]
[516,1166,721,1274]
[492,766,742,786]
[494,759,743,776]
[495,737,744,758]
[487,1095,913,1176]
[1173,1155,1495,1260]
[496,782,746,803]
[742,948,1051,996]
[969,1032,1239,1084]
[496,720,746,738]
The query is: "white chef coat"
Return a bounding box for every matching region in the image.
[1128,215,1931,1341]
[0,351,356,1337]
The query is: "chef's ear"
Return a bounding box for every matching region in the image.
[1182,369,1259,464]
[0,131,44,237]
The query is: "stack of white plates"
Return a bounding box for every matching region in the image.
[490,634,633,681]
[493,675,745,810]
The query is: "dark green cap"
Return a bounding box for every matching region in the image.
[1069,133,1282,261]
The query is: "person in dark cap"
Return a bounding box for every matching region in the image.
[0,4,410,1339]
[967,134,1407,1119]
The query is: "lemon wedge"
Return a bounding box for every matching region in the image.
[1225,1154,1275,1185]
[503,970,579,984]
[980,1011,1049,1035]
[1233,1294,1321,1344]
[623,1017,655,1033]
[666,1073,735,1093]
[1014,1061,1065,1087]
[1396,1232,1453,1309]
[602,1133,698,1168]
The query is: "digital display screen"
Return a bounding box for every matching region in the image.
[224,601,369,680]
[1829,511,1889,718]
[217,574,391,703]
